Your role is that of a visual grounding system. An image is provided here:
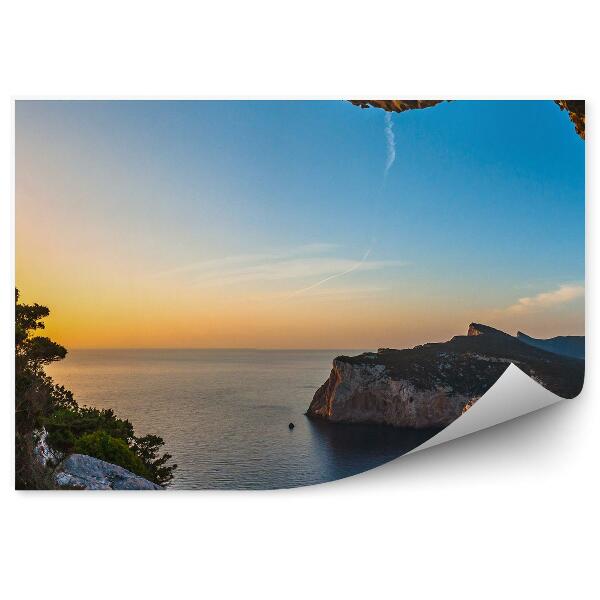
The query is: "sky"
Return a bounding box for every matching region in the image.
[16,100,585,349]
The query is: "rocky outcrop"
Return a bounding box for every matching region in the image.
[517,331,585,360]
[308,359,472,428]
[54,454,162,490]
[32,430,161,490]
[307,323,584,428]
[350,99,446,113]
[33,428,63,468]
[349,99,585,139]
[555,100,585,139]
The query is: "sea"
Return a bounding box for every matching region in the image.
[47,349,437,489]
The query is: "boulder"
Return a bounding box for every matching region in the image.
[54,454,162,490]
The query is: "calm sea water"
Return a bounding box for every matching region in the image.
[47,349,437,489]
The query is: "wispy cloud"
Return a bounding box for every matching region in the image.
[505,284,584,314]
[292,284,388,299]
[157,243,404,291]
[384,112,396,178]
[288,247,373,297]
[156,243,339,278]
[252,284,389,303]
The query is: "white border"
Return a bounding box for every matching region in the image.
[1,2,596,599]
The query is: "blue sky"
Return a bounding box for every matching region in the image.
[16,100,585,348]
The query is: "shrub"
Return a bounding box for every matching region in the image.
[45,406,134,453]
[74,431,151,480]
[132,434,176,487]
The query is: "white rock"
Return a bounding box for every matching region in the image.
[33,428,63,468]
[54,454,162,490]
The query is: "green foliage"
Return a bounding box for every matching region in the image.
[132,434,176,486]
[74,431,151,480]
[15,288,49,340]
[15,289,177,488]
[15,287,67,431]
[45,406,135,452]
[16,288,66,372]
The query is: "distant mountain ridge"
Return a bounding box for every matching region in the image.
[517,331,585,360]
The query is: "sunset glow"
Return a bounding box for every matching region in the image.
[16,100,585,348]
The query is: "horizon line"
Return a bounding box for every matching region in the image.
[63,346,374,352]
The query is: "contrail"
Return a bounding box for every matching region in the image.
[290,113,394,299]
[288,247,372,298]
[384,112,396,178]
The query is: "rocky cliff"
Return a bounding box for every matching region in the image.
[349,99,585,139]
[307,323,584,428]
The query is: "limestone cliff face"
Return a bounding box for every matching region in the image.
[308,359,472,428]
[307,323,584,429]
[349,99,585,139]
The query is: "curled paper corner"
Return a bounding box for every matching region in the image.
[408,364,567,455]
